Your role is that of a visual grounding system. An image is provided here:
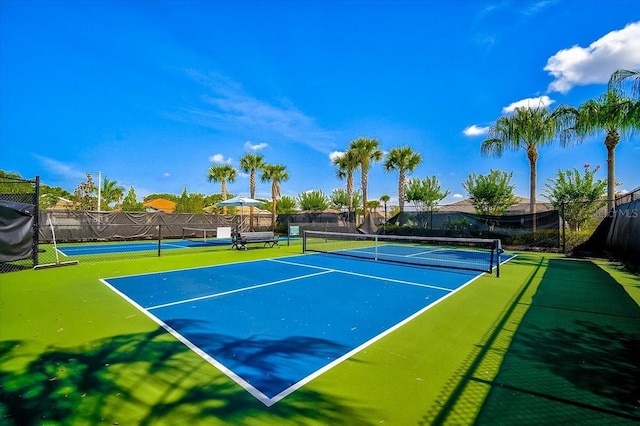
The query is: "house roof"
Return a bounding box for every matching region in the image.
[48,197,78,210]
[438,197,555,214]
[143,198,176,213]
[203,205,270,214]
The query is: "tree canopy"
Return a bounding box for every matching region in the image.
[462,169,518,215]
[543,165,607,231]
[405,175,450,212]
[297,190,330,211]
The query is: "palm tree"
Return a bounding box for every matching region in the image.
[260,164,289,230]
[379,194,390,220]
[98,176,125,210]
[555,89,639,211]
[333,149,359,222]
[207,164,237,214]
[383,146,422,213]
[348,137,383,218]
[481,107,559,223]
[240,153,265,230]
[609,69,640,100]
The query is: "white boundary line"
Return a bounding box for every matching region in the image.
[146,270,333,310]
[269,258,455,293]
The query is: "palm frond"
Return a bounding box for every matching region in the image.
[608,69,640,100]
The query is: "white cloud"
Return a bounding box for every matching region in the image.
[209,153,232,164]
[502,95,555,113]
[244,141,268,151]
[463,125,490,137]
[163,172,171,177]
[329,151,344,162]
[545,21,640,93]
[453,193,464,199]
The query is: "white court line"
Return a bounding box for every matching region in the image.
[269,258,454,293]
[406,249,443,257]
[161,242,191,249]
[146,269,334,311]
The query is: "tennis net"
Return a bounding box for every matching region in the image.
[181,227,217,243]
[302,230,502,275]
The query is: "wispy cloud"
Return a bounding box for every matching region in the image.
[518,0,557,16]
[34,155,87,180]
[244,141,268,151]
[545,21,640,93]
[502,95,555,113]
[174,70,339,153]
[463,125,490,137]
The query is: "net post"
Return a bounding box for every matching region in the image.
[495,239,501,278]
[302,230,307,253]
[374,234,378,261]
[157,224,162,257]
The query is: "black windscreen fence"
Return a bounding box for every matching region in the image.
[385,210,560,249]
[0,176,39,273]
[0,200,36,262]
[32,210,242,264]
[606,198,640,273]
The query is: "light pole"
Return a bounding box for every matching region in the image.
[97,171,101,212]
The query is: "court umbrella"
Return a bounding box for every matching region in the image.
[216,196,266,230]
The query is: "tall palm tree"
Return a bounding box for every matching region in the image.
[481,106,559,222]
[379,194,390,220]
[240,153,265,229]
[207,164,237,214]
[555,89,638,211]
[348,137,383,217]
[333,149,359,222]
[609,69,640,100]
[260,164,289,230]
[383,146,422,213]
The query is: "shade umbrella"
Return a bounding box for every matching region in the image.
[216,196,266,230]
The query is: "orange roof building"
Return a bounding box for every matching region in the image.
[143,198,176,213]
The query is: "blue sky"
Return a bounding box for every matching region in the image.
[1,0,639,205]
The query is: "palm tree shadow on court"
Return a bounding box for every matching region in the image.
[164,318,348,400]
[474,259,640,424]
[422,257,640,425]
[0,326,369,425]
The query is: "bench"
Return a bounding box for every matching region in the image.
[232,231,279,250]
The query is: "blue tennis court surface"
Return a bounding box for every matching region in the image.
[101,252,514,406]
[58,239,231,256]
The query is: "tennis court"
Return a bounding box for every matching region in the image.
[101,247,515,407]
[56,238,232,256]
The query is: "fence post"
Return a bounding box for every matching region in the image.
[33,175,40,267]
[561,202,566,254]
[157,224,162,257]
